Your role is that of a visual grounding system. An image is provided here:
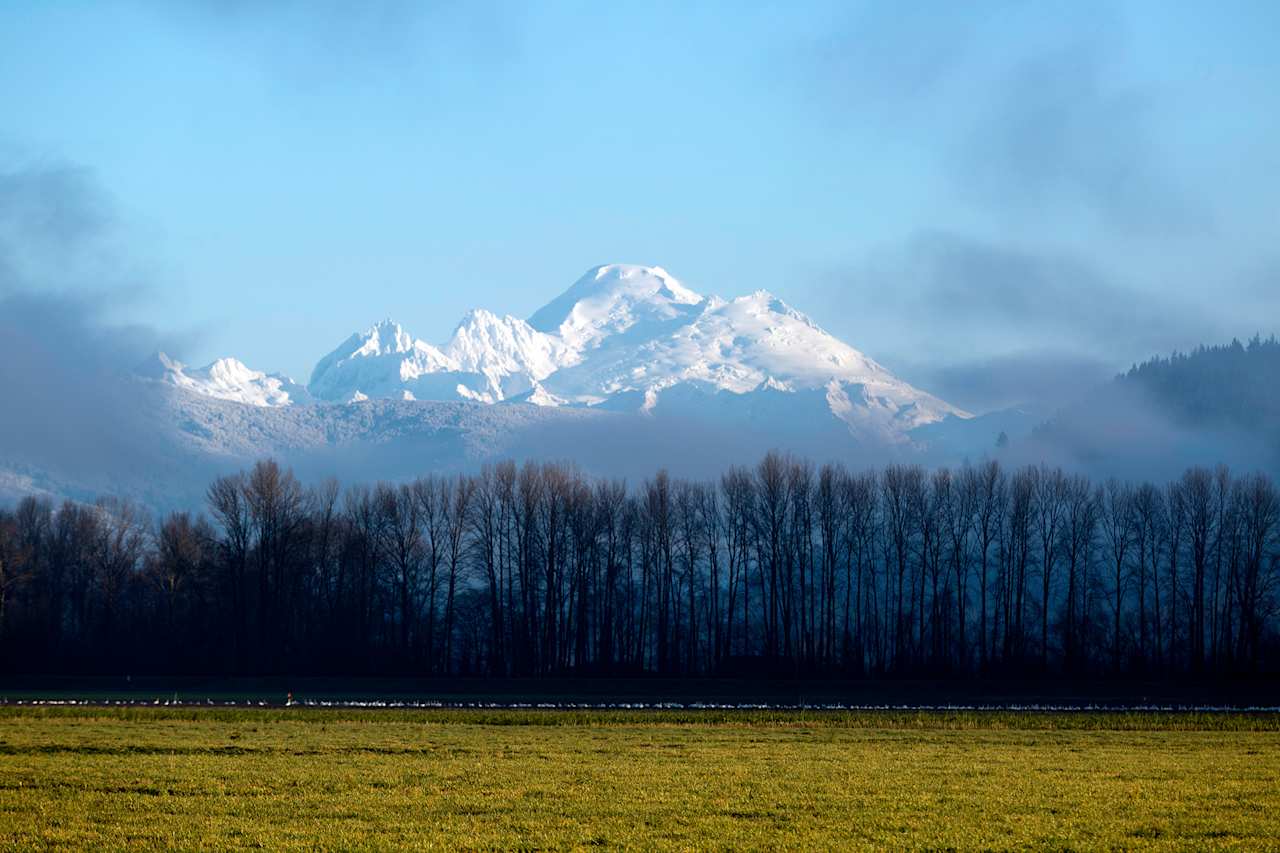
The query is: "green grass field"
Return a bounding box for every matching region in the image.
[1,707,1277,850]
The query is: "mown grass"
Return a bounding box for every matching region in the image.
[0,707,1277,850]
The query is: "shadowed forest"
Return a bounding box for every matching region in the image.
[1,454,1277,680]
[1121,337,1280,431]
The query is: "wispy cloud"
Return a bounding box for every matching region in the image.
[858,231,1217,357]
[900,349,1115,416]
[797,4,1269,412]
[144,0,526,90]
[955,39,1209,237]
[0,165,117,295]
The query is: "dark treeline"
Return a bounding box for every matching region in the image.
[1035,336,1280,463]
[1124,335,1280,432]
[2,455,1278,679]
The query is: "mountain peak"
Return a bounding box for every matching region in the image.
[136,351,298,407]
[157,263,965,441]
[444,308,575,395]
[737,290,822,330]
[135,350,183,380]
[528,263,706,351]
[356,319,421,356]
[205,356,253,379]
[452,307,517,333]
[309,319,459,401]
[583,264,703,305]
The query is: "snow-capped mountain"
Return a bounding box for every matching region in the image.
[442,309,577,400]
[308,311,579,405]
[143,264,967,443]
[137,351,308,407]
[305,264,966,440]
[8,264,979,511]
[527,264,705,351]
[530,282,963,439]
[307,319,469,403]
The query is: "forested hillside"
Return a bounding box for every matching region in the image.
[1030,337,1280,474]
[1121,336,1280,433]
[2,454,1277,679]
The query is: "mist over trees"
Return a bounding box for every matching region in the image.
[1,454,1278,679]
[1121,336,1280,433]
[1031,336,1280,475]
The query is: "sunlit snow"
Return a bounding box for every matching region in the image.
[139,265,969,441]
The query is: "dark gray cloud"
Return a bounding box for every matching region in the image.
[0,288,198,509]
[902,349,1115,416]
[0,165,117,296]
[800,4,1262,417]
[824,226,1244,417]
[0,162,184,339]
[0,164,190,497]
[0,166,108,253]
[801,3,1198,236]
[957,40,1208,237]
[850,230,1218,359]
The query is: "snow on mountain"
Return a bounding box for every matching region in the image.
[534,286,964,439]
[137,351,306,407]
[441,309,577,399]
[528,264,705,352]
[2,265,986,510]
[142,264,965,444]
[307,319,491,403]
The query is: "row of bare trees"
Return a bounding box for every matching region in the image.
[2,455,1277,677]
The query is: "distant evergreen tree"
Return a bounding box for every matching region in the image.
[1121,335,1280,433]
[1035,335,1280,464]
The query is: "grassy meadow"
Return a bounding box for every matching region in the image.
[0,706,1277,850]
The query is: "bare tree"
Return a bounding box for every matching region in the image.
[1182,467,1215,671]
[8,454,1280,681]
[1099,480,1135,673]
[381,482,424,659]
[973,461,1005,671]
[1033,465,1067,670]
[1061,474,1096,671]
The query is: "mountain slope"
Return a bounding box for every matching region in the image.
[137,351,308,407]
[307,319,492,403]
[299,264,966,440]
[528,264,705,351]
[538,287,963,438]
[441,309,577,400]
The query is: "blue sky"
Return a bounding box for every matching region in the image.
[1,1,1278,410]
